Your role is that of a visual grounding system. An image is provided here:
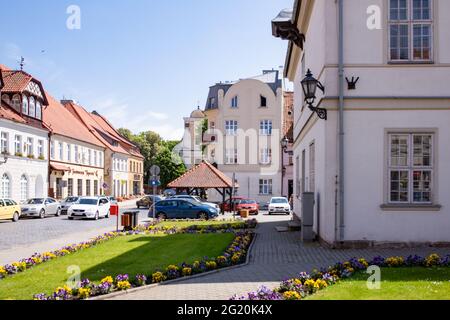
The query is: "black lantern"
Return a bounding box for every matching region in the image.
[281,136,289,150]
[301,69,327,120]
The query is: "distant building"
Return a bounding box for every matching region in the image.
[176,107,206,169]
[0,65,49,201]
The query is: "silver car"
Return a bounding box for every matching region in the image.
[60,196,80,215]
[20,198,61,219]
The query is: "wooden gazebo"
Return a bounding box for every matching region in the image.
[167,161,238,214]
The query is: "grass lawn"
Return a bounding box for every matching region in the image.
[0,232,234,300]
[158,220,244,229]
[306,267,450,300]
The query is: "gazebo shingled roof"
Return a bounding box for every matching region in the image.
[168,161,238,189]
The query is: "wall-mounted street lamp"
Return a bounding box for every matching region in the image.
[301,69,327,120]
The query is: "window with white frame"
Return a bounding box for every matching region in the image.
[38,140,44,158]
[225,120,238,136]
[58,142,63,160]
[99,152,103,167]
[14,135,22,155]
[309,142,315,192]
[50,141,55,159]
[67,144,71,162]
[1,132,9,154]
[94,151,97,167]
[26,137,33,157]
[29,96,36,118]
[1,173,10,198]
[22,95,28,115]
[260,148,272,164]
[88,149,92,166]
[231,96,238,108]
[36,101,42,120]
[389,0,433,62]
[260,95,267,107]
[20,175,28,202]
[225,148,238,164]
[388,133,433,204]
[259,120,273,136]
[12,95,21,111]
[74,145,79,163]
[259,179,272,195]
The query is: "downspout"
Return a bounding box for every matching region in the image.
[337,0,345,242]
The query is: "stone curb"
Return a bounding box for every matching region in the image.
[90,230,258,300]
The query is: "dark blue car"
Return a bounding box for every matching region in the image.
[153,199,218,220]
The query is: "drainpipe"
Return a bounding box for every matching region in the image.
[337,0,345,242]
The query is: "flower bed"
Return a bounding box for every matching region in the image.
[0,219,257,283]
[33,231,254,300]
[230,253,450,300]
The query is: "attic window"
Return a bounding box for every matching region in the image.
[260,95,267,107]
[209,97,216,109]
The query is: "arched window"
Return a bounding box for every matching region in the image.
[22,95,29,115]
[2,94,10,104]
[1,173,10,198]
[36,101,42,120]
[12,95,21,111]
[20,175,28,201]
[29,97,36,118]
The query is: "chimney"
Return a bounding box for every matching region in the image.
[60,99,75,106]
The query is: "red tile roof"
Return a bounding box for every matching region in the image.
[168,161,237,189]
[64,101,133,156]
[43,95,105,148]
[0,100,27,124]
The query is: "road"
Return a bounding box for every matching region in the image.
[0,201,151,265]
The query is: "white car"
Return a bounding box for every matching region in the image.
[68,197,111,220]
[21,198,61,219]
[268,197,291,215]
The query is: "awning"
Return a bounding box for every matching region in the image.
[50,162,71,172]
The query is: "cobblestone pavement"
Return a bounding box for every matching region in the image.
[0,201,150,265]
[109,213,450,300]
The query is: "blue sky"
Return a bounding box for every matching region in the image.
[0,0,293,140]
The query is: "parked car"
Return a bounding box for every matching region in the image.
[21,198,61,219]
[236,199,259,215]
[107,196,118,204]
[60,196,80,215]
[169,195,220,211]
[268,197,291,215]
[220,196,246,212]
[0,198,21,222]
[153,199,219,220]
[68,197,111,220]
[136,195,164,209]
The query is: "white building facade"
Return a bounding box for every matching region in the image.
[202,70,286,204]
[273,0,450,245]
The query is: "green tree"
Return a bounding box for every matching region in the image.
[152,146,186,188]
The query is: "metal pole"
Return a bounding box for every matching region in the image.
[232,173,236,218]
[152,174,157,220]
[338,0,345,242]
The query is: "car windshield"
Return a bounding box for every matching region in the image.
[64,197,78,203]
[78,199,98,205]
[27,199,44,204]
[240,200,256,204]
[271,198,288,204]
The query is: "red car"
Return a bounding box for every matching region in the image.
[220,196,246,212]
[236,199,259,215]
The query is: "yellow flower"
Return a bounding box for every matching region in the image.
[78,287,91,299]
[117,281,131,290]
[101,276,114,284]
[358,258,369,268]
[283,291,302,300]
[182,267,192,276]
[386,256,404,267]
[425,254,441,267]
[166,265,179,272]
[152,272,166,283]
[315,279,328,289]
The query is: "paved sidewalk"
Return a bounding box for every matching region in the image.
[109,214,450,300]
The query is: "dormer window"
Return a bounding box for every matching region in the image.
[260,95,267,107]
[209,97,216,109]
[12,95,21,112]
[29,96,36,118]
[22,95,29,115]
[231,96,238,108]
[36,101,42,120]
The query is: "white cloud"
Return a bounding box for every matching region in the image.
[92,97,183,140]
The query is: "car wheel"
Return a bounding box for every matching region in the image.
[254,211,259,215]
[106,209,110,219]
[12,212,20,222]
[137,204,140,209]
[156,212,166,220]
[55,208,61,217]
[39,209,46,219]
[68,217,74,220]
[198,212,208,220]
[94,211,99,220]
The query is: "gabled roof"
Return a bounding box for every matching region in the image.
[0,68,3,90]
[168,161,238,189]
[43,95,104,148]
[64,101,134,157]
[0,65,49,105]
